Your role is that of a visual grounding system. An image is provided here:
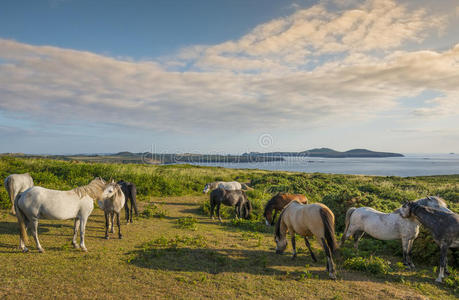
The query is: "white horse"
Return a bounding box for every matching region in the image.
[203,181,244,194]
[15,177,117,253]
[98,181,125,239]
[341,196,450,269]
[4,173,34,215]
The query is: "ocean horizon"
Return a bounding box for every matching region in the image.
[185,153,459,177]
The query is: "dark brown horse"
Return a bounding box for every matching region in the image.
[264,192,308,226]
[117,180,138,224]
[210,188,252,222]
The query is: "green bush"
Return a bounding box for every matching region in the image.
[343,256,391,275]
[140,203,168,219]
[176,217,198,230]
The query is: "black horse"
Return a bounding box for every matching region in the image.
[210,188,252,222]
[400,201,459,283]
[117,180,138,224]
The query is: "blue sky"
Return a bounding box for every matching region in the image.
[0,0,458,154]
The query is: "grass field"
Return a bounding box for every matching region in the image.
[0,157,458,299]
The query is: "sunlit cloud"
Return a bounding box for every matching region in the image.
[0,0,458,137]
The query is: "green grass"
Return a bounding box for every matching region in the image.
[0,157,458,299]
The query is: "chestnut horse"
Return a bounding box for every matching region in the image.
[264,192,308,226]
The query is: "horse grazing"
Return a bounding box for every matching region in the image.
[203,181,247,194]
[400,201,459,283]
[98,181,125,239]
[4,173,34,215]
[117,180,138,224]
[14,177,116,252]
[264,192,308,226]
[341,196,450,269]
[209,188,252,222]
[275,201,337,279]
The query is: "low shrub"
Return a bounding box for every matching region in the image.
[140,203,167,219]
[176,217,198,230]
[343,256,391,275]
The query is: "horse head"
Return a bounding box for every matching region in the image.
[102,181,119,200]
[203,183,210,194]
[399,201,415,218]
[274,210,287,254]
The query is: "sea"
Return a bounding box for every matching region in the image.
[187,153,459,177]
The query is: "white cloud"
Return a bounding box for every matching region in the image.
[0,0,458,135]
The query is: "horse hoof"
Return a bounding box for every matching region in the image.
[105,236,109,240]
[21,247,29,253]
[81,248,88,252]
[72,243,80,249]
[119,235,123,239]
[435,278,443,283]
[329,274,337,280]
[38,248,45,253]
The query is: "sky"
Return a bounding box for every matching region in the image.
[0,0,458,154]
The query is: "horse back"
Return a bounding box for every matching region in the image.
[19,186,93,220]
[283,202,327,238]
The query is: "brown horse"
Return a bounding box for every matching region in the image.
[264,192,308,226]
[275,201,338,279]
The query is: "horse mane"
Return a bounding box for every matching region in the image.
[264,194,278,217]
[274,208,286,240]
[73,178,106,200]
[416,196,447,208]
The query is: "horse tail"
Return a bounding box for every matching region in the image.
[130,184,138,216]
[343,207,356,240]
[5,176,14,204]
[245,197,252,218]
[320,206,337,254]
[14,192,29,244]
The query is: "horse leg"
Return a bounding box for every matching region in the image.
[129,199,134,223]
[217,203,222,223]
[407,238,416,269]
[401,237,410,268]
[124,200,130,224]
[291,234,297,259]
[234,202,242,219]
[31,218,44,253]
[72,218,80,248]
[116,212,122,239]
[436,244,449,283]
[110,213,115,233]
[321,237,336,280]
[353,231,364,250]
[210,199,215,220]
[79,217,88,252]
[104,212,110,239]
[304,237,317,262]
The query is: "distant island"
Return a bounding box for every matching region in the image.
[243,148,404,158]
[1,148,403,165]
[0,152,284,164]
